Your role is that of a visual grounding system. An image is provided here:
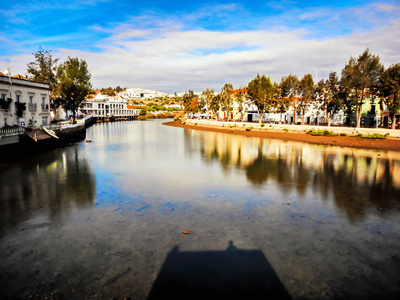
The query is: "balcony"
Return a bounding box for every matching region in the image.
[41,104,49,111]
[28,103,37,110]
[0,126,25,137]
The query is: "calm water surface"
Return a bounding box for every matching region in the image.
[1,119,399,299]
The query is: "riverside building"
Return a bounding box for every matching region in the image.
[0,71,51,129]
[81,93,141,118]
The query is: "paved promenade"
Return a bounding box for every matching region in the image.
[185,119,400,138]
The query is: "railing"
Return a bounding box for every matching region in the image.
[28,103,37,110]
[0,126,25,137]
[42,124,61,131]
[60,118,86,129]
[41,104,49,110]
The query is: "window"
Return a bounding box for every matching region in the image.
[42,97,46,104]
[29,95,33,104]
[42,116,48,125]
[1,93,6,100]
[16,95,21,102]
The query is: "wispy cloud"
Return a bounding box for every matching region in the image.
[1,1,399,92]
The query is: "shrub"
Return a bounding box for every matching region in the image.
[246,127,252,131]
[307,129,338,136]
[361,133,386,139]
[340,133,347,136]
[260,123,265,127]
[145,113,155,119]
[138,116,147,121]
[283,128,289,133]
[174,111,186,121]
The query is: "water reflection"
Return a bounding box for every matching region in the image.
[186,129,400,221]
[0,147,96,231]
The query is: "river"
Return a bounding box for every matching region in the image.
[1,119,399,299]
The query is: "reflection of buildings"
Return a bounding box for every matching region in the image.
[0,148,96,230]
[186,129,400,221]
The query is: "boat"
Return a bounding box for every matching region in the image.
[42,126,59,139]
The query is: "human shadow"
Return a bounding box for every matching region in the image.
[147,241,291,300]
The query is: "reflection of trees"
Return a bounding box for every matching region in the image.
[0,147,96,230]
[188,130,400,221]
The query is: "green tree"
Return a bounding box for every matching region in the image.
[247,74,278,124]
[26,47,59,101]
[55,57,91,124]
[182,89,195,113]
[209,94,221,118]
[280,74,300,123]
[316,71,341,126]
[220,83,234,120]
[341,49,384,128]
[233,86,247,121]
[201,88,214,119]
[379,63,400,129]
[298,73,315,125]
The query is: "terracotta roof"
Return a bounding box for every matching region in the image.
[228,89,248,94]
[11,74,30,80]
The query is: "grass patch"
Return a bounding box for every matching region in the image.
[351,133,363,137]
[360,133,387,139]
[307,129,338,136]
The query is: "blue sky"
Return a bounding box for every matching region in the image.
[1,0,399,92]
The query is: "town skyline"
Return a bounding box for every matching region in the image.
[1,0,399,93]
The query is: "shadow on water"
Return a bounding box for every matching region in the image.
[147,241,291,300]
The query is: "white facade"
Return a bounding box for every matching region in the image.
[81,93,140,117]
[0,73,51,129]
[118,88,166,99]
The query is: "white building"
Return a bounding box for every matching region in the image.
[81,93,141,117]
[0,72,51,129]
[118,88,166,99]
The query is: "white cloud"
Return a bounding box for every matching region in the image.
[1,3,399,93]
[78,17,399,92]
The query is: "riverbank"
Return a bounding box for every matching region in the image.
[164,120,400,152]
